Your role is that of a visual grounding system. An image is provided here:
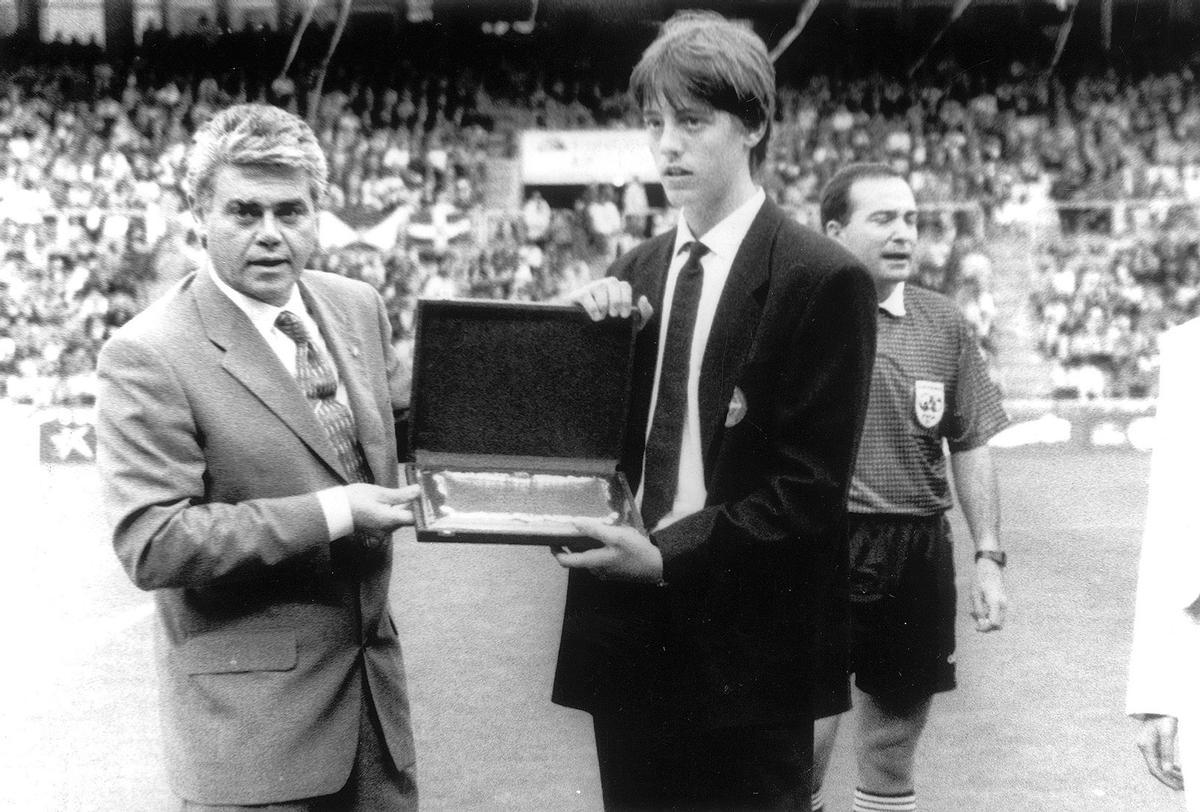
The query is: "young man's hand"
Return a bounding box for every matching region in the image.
[564,277,653,325]
[552,519,664,584]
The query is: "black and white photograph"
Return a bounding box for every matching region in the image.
[0,1,1195,809]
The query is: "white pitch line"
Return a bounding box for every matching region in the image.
[79,601,156,650]
[0,602,155,723]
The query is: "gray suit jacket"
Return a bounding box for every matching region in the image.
[97,268,414,805]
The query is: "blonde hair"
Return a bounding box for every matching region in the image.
[184,104,328,213]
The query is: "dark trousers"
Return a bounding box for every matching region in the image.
[182,690,417,812]
[592,714,813,811]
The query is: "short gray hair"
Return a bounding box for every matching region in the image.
[184,104,328,213]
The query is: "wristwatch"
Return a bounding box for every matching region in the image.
[975,550,1007,568]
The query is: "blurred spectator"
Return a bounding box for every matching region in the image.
[956,276,998,362]
[522,190,551,245]
[420,255,460,299]
[1032,232,1198,398]
[621,174,650,236]
[584,183,622,264]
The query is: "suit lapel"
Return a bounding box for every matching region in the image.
[639,232,677,320]
[623,233,677,494]
[193,270,347,481]
[697,201,777,475]
[301,275,389,485]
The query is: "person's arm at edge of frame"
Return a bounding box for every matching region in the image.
[1127,323,1193,794]
[1135,714,1184,792]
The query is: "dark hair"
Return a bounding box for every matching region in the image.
[629,11,775,172]
[819,162,905,227]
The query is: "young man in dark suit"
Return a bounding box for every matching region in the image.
[552,12,878,810]
[96,105,419,810]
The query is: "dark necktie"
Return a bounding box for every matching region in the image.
[275,310,373,485]
[640,240,708,530]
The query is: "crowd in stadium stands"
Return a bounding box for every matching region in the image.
[5,18,1200,404]
[1031,221,1200,399]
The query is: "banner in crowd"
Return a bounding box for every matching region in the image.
[318,210,360,249]
[318,204,472,253]
[518,129,657,186]
[405,203,471,252]
[39,416,96,464]
[318,206,415,251]
[0,403,97,466]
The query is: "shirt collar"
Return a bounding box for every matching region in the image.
[206,260,306,334]
[672,187,766,259]
[879,281,907,317]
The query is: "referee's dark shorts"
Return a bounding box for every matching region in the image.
[813,513,957,717]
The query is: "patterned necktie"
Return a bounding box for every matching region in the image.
[640,240,708,530]
[275,310,373,485]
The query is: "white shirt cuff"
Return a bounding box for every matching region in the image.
[316,486,354,540]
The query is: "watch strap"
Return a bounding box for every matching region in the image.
[975,550,1007,568]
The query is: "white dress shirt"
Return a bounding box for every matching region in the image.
[640,187,766,531]
[207,263,354,541]
[879,281,906,317]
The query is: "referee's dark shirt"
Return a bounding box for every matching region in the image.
[848,283,1009,516]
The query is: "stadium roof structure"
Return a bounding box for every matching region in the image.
[408,0,1187,16]
[412,0,1194,76]
[411,0,1194,64]
[10,0,1196,77]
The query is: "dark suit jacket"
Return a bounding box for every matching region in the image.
[96,269,414,805]
[553,199,876,729]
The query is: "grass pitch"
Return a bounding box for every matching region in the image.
[0,447,1179,811]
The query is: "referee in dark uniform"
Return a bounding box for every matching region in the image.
[810,163,1009,812]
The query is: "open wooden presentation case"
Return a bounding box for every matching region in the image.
[407,299,644,549]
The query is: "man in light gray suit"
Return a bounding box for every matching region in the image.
[97,104,419,810]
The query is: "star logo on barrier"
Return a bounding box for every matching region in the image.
[50,424,95,462]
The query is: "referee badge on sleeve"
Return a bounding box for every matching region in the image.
[914,380,945,428]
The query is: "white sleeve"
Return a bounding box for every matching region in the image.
[1128,323,1200,717]
[316,486,355,541]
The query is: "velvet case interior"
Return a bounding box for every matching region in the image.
[407,299,642,547]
